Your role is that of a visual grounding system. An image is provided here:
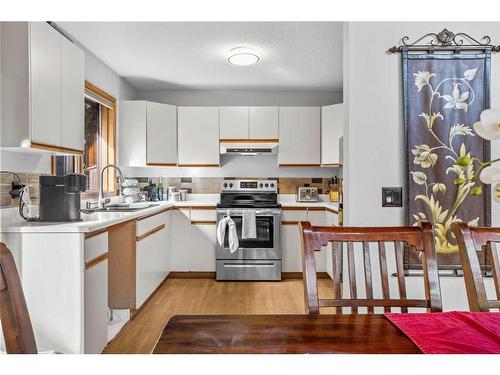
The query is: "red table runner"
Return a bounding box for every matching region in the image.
[385,311,500,354]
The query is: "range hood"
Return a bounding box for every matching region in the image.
[220,142,278,156]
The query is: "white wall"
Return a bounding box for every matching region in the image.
[137,88,341,107]
[343,22,500,311]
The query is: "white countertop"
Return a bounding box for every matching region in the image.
[0,194,340,234]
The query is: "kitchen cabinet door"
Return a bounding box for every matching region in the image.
[170,208,191,271]
[307,210,327,272]
[146,102,177,165]
[219,106,248,139]
[178,107,220,166]
[84,259,108,354]
[278,107,321,166]
[136,222,168,308]
[30,22,61,147]
[190,223,216,271]
[248,107,278,140]
[118,101,147,166]
[61,36,85,151]
[282,224,302,272]
[321,104,343,166]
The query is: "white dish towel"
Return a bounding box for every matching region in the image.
[217,214,239,253]
[242,210,257,239]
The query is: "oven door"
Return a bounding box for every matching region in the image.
[216,209,281,260]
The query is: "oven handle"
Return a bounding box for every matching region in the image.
[217,209,281,216]
[223,263,275,268]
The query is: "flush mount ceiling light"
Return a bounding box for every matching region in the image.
[227,47,260,66]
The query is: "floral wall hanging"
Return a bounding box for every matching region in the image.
[403,50,491,270]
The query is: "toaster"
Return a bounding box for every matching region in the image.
[296,187,319,202]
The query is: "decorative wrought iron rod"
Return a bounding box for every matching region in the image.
[388,28,500,53]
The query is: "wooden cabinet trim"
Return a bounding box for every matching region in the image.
[85,252,108,270]
[326,207,339,214]
[135,207,171,221]
[146,162,177,167]
[278,164,321,168]
[136,224,165,242]
[307,207,326,211]
[189,206,217,210]
[282,207,308,211]
[191,221,217,225]
[85,228,108,239]
[177,164,220,167]
[322,163,343,167]
[282,221,300,225]
[31,142,83,155]
[219,138,279,143]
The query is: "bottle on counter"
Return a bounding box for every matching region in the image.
[157,182,164,201]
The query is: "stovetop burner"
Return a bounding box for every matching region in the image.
[218,179,279,209]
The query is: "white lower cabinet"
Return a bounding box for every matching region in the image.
[190,223,216,271]
[307,210,327,272]
[282,224,303,272]
[84,231,108,354]
[135,212,169,308]
[170,208,191,271]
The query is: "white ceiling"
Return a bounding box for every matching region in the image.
[57,22,343,91]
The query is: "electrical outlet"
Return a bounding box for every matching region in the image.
[382,187,402,207]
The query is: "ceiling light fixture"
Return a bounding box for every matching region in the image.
[227,47,260,66]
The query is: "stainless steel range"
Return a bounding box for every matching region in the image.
[216,180,282,281]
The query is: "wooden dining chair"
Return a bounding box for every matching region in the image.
[299,221,442,314]
[0,242,37,354]
[451,222,500,312]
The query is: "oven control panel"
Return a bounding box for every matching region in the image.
[221,180,278,192]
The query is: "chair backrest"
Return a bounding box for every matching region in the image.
[299,221,442,314]
[451,222,500,312]
[0,243,37,354]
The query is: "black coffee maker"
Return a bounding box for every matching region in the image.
[38,174,87,222]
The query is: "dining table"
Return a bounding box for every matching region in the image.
[152,314,422,354]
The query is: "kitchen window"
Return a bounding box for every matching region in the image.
[52,81,117,196]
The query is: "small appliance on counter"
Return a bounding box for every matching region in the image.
[142,180,158,201]
[296,186,319,202]
[38,174,87,222]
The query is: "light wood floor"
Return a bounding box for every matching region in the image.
[104,277,334,354]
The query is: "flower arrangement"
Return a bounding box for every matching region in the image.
[410,68,500,253]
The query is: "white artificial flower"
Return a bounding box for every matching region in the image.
[414,71,435,92]
[412,144,437,168]
[442,83,469,112]
[464,68,478,81]
[473,109,500,140]
[479,165,500,184]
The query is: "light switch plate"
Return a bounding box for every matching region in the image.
[382,187,402,207]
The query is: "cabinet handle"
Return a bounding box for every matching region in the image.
[85,252,108,270]
[136,224,165,242]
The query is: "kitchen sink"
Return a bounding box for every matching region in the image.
[94,203,160,212]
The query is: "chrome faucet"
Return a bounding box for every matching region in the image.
[98,164,125,208]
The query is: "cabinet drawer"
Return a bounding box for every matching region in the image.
[84,231,108,263]
[136,211,168,237]
[282,208,308,223]
[190,208,217,222]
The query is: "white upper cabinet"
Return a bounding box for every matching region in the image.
[178,107,220,166]
[118,100,177,167]
[61,35,85,151]
[321,103,343,166]
[118,101,147,166]
[249,106,278,139]
[146,102,177,165]
[30,22,62,147]
[219,106,248,139]
[278,107,321,166]
[0,22,84,152]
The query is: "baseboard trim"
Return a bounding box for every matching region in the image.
[167,271,331,280]
[168,271,216,279]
